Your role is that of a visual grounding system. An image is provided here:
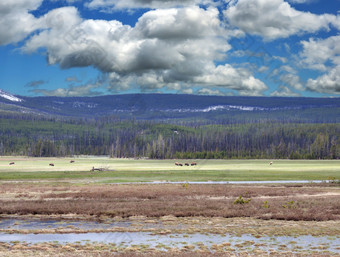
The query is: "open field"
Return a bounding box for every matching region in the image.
[0,157,339,182]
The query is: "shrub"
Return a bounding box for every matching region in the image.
[263,200,270,208]
[282,201,296,209]
[233,196,251,204]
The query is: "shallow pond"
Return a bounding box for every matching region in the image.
[0,218,339,254]
[0,219,132,230]
[0,231,339,254]
[0,218,164,230]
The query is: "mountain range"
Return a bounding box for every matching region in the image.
[1,89,340,123]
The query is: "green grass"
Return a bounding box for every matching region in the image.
[0,157,339,182]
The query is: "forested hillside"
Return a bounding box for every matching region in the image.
[1,93,340,123]
[1,93,340,159]
[1,114,339,159]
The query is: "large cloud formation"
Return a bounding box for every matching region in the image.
[22,5,267,95]
[224,0,340,40]
[1,0,340,96]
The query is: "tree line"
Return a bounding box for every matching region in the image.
[0,116,339,159]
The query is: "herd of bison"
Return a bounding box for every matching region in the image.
[8,160,197,167]
[175,162,197,166]
[7,161,278,167]
[9,160,75,167]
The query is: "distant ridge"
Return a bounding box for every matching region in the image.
[0,93,339,122]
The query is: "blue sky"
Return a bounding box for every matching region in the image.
[1,0,340,97]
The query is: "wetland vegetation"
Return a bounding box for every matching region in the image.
[1,158,339,256]
[1,181,340,221]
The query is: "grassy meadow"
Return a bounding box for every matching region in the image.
[0,157,339,182]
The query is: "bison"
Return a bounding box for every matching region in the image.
[91,167,103,171]
[70,160,75,163]
[191,162,197,166]
[269,161,273,165]
[9,162,15,165]
[185,163,190,166]
[49,163,54,166]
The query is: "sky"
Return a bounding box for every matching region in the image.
[1,0,340,98]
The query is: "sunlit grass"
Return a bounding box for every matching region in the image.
[0,157,339,182]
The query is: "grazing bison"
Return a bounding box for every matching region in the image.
[175,162,179,166]
[70,160,75,163]
[178,163,183,166]
[185,163,190,166]
[191,162,197,166]
[49,163,54,166]
[9,162,15,165]
[91,167,103,171]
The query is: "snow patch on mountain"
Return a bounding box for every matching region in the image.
[0,89,23,102]
[72,101,98,108]
[167,105,282,113]
[111,104,304,113]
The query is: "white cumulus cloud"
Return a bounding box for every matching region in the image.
[194,64,267,96]
[300,35,340,71]
[300,35,340,94]
[32,82,103,97]
[270,86,300,97]
[197,88,226,96]
[307,66,340,94]
[0,0,44,45]
[224,0,340,40]
[86,0,212,11]
[22,5,266,96]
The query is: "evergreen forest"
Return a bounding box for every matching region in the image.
[1,112,339,160]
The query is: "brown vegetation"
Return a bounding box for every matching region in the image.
[0,244,334,257]
[58,252,336,257]
[0,183,339,221]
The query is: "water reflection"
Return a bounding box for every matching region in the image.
[0,231,339,254]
